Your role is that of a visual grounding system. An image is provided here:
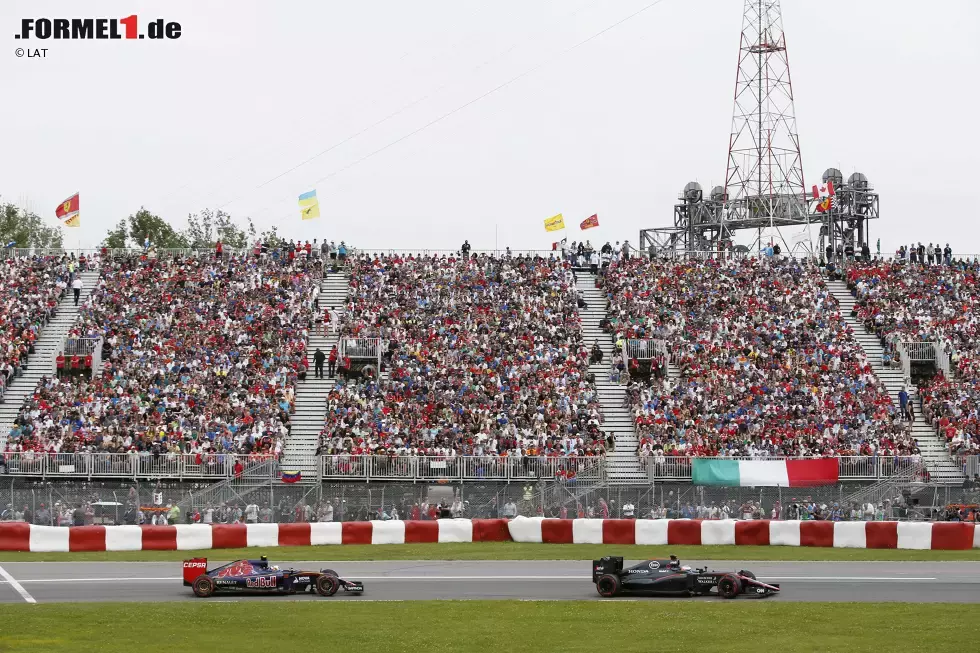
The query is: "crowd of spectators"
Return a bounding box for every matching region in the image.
[3,252,319,459]
[602,256,917,462]
[315,253,607,461]
[847,257,980,456]
[0,255,81,394]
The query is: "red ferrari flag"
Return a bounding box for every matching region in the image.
[811,181,835,214]
[580,214,599,230]
[55,193,80,227]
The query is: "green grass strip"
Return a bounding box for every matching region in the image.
[0,601,977,653]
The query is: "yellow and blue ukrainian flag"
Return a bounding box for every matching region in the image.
[298,190,320,220]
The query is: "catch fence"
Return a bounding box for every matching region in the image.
[2,477,977,526]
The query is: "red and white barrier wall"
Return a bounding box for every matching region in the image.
[0,518,977,552]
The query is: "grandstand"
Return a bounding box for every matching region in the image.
[0,257,99,448]
[0,246,974,497]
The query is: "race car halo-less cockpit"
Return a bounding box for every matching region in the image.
[592,555,780,598]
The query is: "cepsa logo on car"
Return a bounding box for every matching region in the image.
[15,16,181,40]
[183,561,207,569]
[245,576,277,588]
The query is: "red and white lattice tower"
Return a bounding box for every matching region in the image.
[723,0,806,226]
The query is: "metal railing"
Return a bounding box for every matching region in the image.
[959,455,979,479]
[625,338,668,362]
[0,452,277,480]
[319,455,607,483]
[0,453,935,483]
[350,249,558,258]
[898,339,948,379]
[339,337,382,359]
[55,336,103,378]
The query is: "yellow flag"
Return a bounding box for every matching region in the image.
[298,190,320,220]
[544,214,565,232]
[300,203,320,220]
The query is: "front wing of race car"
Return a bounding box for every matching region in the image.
[721,574,780,598]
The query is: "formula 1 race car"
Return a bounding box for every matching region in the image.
[592,555,779,599]
[182,556,365,598]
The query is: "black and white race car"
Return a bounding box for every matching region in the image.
[592,555,780,599]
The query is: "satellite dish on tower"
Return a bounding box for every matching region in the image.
[681,182,703,203]
[848,172,869,190]
[822,168,843,187]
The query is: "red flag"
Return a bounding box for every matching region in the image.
[580,214,599,230]
[55,193,80,227]
[811,182,834,214]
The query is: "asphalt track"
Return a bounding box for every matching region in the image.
[0,560,978,604]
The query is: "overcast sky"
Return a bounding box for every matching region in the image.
[2,0,978,253]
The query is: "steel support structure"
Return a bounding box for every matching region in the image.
[639,0,878,260]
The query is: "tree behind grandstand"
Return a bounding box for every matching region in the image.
[0,200,63,247]
[101,207,258,249]
[184,208,256,249]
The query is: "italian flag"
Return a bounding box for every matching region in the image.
[692,459,839,487]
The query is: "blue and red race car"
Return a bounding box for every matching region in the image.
[182,556,364,598]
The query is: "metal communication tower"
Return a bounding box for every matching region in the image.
[640,0,877,259]
[723,0,806,235]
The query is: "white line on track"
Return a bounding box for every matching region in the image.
[0,564,36,604]
[0,575,940,584]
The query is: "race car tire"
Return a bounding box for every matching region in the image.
[315,574,340,597]
[321,569,339,578]
[596,574,621,598]
[717,575,742,599]
[192,575,216,598]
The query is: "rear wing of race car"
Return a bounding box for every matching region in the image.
[592,556,624,582]
[183,558,208,586]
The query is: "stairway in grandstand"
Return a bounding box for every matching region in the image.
[175,459,279,514]
[0,270,101,450]
[281,270,350,478]
[827,278,965,483]
[575,271,646,484]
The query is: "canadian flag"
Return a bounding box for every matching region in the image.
[812,180,835,213]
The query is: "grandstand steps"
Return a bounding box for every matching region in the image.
[574,271,647,485]
[281,271,350,476]
[827,278,965,484]
[0,270,101,450]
